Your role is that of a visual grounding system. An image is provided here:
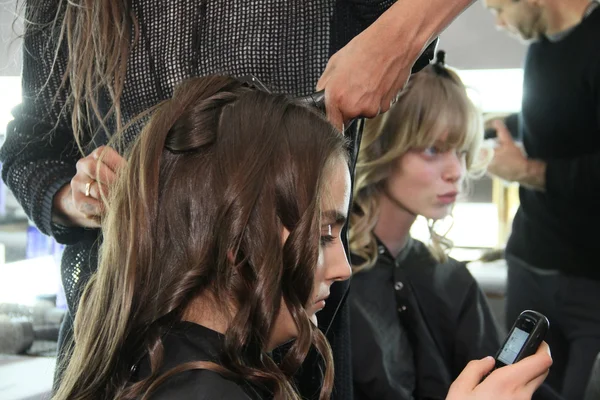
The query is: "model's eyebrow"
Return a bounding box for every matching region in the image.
[322,210,347,226]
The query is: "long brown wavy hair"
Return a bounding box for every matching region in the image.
[52,75,347,400]
[350,64,487,271]
[19,0,135,151]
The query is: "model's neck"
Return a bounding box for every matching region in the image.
[544,0,593,35]
[373,192,416,257]
[183,292,230,335]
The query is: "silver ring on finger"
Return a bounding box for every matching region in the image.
[85,181,94,197]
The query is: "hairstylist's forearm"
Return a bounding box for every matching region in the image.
[377,0,475,58]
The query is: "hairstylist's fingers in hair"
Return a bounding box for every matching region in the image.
[493,119,514,144]
[87,181,110,201]
[316,55,384,130]
[447,357,495,398]
[316,16,416,125]
[318,78,382,122]
[323,93,345,133]
[92,146,126,173]
[77,153,117,186]
[69,180,102,226]
[71,162,105,224]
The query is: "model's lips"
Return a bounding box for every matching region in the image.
[314,300,326,311]
[438,191,458,204]
[313,293,330,311]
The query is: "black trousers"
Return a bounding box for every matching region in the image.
[506,256,600,400]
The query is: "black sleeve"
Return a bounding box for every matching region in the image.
[545,152,600,204]
[484,113,520,140]
[0,0,85,244]
[505,113,521,140]
[544,53,600,205]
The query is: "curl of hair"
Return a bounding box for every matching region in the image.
[350,64,488,272]
[52,75,347,400]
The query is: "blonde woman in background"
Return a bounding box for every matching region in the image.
[348,52,552,400]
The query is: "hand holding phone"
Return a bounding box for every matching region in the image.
[495,310,550,369]
[446,310,552,400]
[447,342,552,400]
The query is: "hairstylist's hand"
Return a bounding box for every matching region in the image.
[487,120,528,182]
[487,120,546,191]
[447,342,552,400]
[316,15,417,130]
[53,146,126,228]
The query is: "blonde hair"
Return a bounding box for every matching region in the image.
[350,64,487,272]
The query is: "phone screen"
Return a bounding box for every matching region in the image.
[497,327,530,365]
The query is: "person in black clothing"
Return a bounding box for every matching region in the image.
[483,1,600,398]
[52,75,353,399]
[2,0,475,397]
[349,59,552,400]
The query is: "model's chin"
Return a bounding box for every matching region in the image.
[310,312,318,327]
[422,205,452,221]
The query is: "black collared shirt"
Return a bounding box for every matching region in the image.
[350,237,501,400]
[350,239,417,400]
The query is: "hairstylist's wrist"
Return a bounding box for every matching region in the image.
[52,184,76,226]
[520,159,546,191]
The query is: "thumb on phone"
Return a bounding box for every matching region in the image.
[506,341,553,391]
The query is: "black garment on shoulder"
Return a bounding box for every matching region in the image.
[135,322,267,400]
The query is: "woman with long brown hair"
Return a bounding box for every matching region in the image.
[52,74,352,399]
[0,1,476,396]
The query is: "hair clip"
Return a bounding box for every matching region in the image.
[435,50,446,66]
[237,75,272,94]
[432,50,453,80]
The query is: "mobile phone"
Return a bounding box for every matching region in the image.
[494,310,549,369]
